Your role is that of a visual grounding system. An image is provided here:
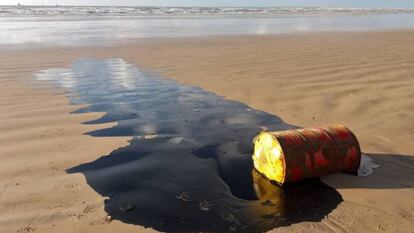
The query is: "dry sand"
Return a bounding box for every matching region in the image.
[1,31,413,232]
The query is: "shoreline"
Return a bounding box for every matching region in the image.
[1,30,413,232]
[2,29,414,51]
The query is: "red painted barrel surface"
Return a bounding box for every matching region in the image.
[253,124,361,184]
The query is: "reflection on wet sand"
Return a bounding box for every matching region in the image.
[34,59,342,233]
[4,14,414,48]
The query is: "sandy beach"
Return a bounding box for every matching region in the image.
[1,30,413,232]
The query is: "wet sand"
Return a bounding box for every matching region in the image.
[1,31,414,232]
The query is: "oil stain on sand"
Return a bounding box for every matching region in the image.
[34,59,342,233]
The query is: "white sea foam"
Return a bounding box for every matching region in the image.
[358,154,381,176]
[1,6,414,17]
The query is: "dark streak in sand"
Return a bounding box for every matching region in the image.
[34,58,342,233]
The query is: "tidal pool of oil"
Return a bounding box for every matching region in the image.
[34,59,342,233]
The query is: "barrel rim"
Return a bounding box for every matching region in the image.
[253,131,287,185]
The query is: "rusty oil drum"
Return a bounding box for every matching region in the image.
[252,124,361,185]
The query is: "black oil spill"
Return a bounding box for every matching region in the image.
[34,58,342,233]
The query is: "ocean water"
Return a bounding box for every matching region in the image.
[1,6,414,48]
[2,6,414,17]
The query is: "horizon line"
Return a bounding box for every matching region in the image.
[0,4,413,9]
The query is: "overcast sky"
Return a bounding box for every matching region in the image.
[2,0,414,8]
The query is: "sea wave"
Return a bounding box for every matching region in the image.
[1,6,414,17]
